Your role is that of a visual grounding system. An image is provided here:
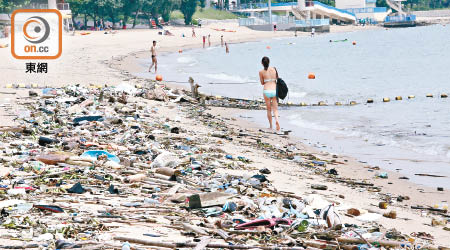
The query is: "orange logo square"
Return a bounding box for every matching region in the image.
[11,9,62,60]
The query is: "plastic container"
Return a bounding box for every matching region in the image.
[122,242,131,250]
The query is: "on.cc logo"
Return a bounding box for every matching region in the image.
[11,9,62,60]
[23,16,51,44]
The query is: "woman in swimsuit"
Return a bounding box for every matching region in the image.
[259,56,280,131]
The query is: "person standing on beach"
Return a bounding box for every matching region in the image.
[225,42,229,53]
[203,36,206,48]
[149,41,157,73]
[221,35,224,47]
[192,28,196,37]
[208,34,211,47]
[259,57,280,131]
[311,27,315,37]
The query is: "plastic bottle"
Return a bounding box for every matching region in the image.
[122,242,131,250]
[13,203,33,214]
[7,189,26,195]
[248,178,260,186]
[224,188,238,194]
[144,198,160,205]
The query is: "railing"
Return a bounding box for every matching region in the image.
[345,7,387,14]
[239,2,298,9]
[57,3,70,11]
[312,1,356,17]
[295,18,330,26]
[239,13,295,26]
[237,1,355,18]
[36,3,70,10]
[385,14,416,22]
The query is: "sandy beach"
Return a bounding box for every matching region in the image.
[1,22,449,248]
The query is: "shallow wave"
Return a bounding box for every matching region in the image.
[177,57,197,64]
[204,73,253,83]
[288,91,307,98]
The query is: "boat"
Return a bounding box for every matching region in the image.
[384,14,416,27]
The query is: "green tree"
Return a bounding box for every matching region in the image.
[66,0,92,29]
[180,0,197,25]
[0,0,31,15]
[122,0,139,27]
[199,0,206,9]
[97,0,123,26]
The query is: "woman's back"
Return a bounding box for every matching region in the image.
[260,67,277,90]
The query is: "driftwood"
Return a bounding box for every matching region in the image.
[0,244,39,249]
[23,168,79,180]
[153,173,173,181]
[336,179,374,187]
[336,237,418,248]
[114,236,309,249]
[411,206,448,213]
[193,237,211,250]
[155,167,181,177]
[189,77,201,99]
[215,229,231,240]
[182,223,209,236]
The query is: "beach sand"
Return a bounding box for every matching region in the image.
[0,22,449,246]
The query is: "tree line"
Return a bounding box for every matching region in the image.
[1,0,450,24]
[0,0,201,28]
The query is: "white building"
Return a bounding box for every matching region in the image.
[335,0,390,22]
[336,0,376,9]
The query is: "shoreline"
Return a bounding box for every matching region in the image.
[112,23,449,189]
[109,25,450,245]
[1,23,449,246]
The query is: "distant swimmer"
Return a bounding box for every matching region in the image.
[192,28,196,37]
[221,35,224,47]
[149,40,157,73]
[225,42,229,53]
[259,56,280,131]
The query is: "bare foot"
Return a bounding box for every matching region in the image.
[276,122,280,131]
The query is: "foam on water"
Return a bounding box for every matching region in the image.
[204,73,254,83]
[176,56,197,64]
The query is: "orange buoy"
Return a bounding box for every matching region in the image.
[352,41,356,45]
[266,46,271,49]
[156,75,163,81]
[308,73,316,79]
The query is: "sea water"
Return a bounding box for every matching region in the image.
[137,24,450,188]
